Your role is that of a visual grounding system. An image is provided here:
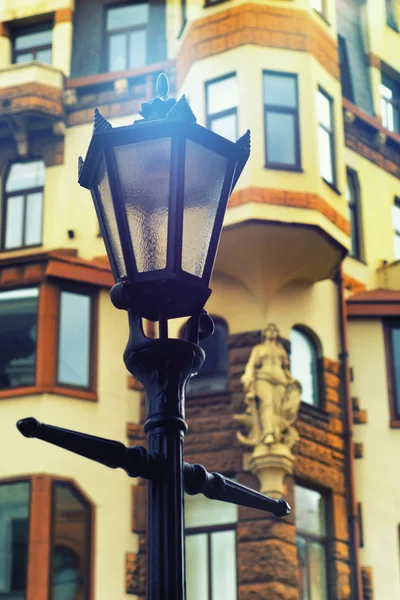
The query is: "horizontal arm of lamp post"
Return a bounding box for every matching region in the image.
[16,417,290,518]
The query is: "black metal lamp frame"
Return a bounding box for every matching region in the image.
[16,75,290,600]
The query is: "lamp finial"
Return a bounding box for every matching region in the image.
[156,73,170,100]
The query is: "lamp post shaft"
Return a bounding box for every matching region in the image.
[125,319,204,600]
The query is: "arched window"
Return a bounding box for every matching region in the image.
[3,161,45,250]
[186,317,229,395]
[290,327,320,406]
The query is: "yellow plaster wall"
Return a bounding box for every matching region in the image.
[349,319,400,599]
[0,0,74,22]
[0,35,11,69]
[363,0,400,74]
[52,20,73,76]
[0,290,140,599]
[344,146,400,287]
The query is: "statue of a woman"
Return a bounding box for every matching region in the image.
[234,323,302,449]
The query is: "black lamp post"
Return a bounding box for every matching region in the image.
[17,74,290,600]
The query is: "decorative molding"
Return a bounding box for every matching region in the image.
[176,3,339,87]
[228,187,351,236]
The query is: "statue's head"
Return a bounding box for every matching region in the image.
[262,323,280,342]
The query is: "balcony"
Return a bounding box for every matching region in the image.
[0,61,65,155]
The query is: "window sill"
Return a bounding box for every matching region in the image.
[264,164,303,173]
[0,243,43,254]
[0,385,97,401]
[322,177,341,196]
[313,8,331,27]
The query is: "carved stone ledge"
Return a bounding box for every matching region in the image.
[243,443,294,499]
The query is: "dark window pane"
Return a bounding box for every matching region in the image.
[35,48,52,64]
[346,172,360,258]
[0,288,39,389]
[0,482,30,596]
[187,321,229,394]
[210,113,237,142]
[57,291,91,387]
[211,530,237,598]
[129,29,147,68]
[15,52,33,63]
[296,536,310,600]
[295,486,326,536]
[338,36,354,102]
[263,74,297,108]
[52,484,90,600]
[265,111,296,166]
[15,27,52,51]
[107,4,149,30]
[392,328,400,415]
[290,328,319,405]
[109,33,127,72]
[5,195,24,250]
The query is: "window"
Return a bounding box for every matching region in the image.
[290,327,320,406]
[106,3,149,72]
[57,290,93,389]
[0,481,30,598]
[13,23,52,64]
[186,318,229,395]
[51,482,91,600]
[185,492,237,600]
[386,0,399,30]
[346,170,362,259]
[338,36,354,102]
[312,0,326,16]
[317,88,336,186]
[393,198,400,260]
[380,73,400,134]
[263,71,301,170]
[385,320,400,426]
[295,484,329,600]
[0,288,39,390]
[3,161,45,251]
[205,74,238,142]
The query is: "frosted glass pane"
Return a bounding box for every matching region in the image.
[185,493,237,528]
[115,138,171,272]
[6,161,45,192]
[129,30,147,68]
[318,127,333,183]
[210,114,237,142]
[295,486,326,536]
[57,292,91,387]
[309,542,328,600]
[182,140,228,277]
[94,156,126,278]
[207,76,238,114]
[186,534,209,600]
[290,329,318,405]
[263,74,297,108]
[5,195,24,249]
[25,192,43,246]
[296,536,310,600]
[109,34,127,72]
[393,204,400,231]
[211,531,237,599]
[266,112,296,165]
[316,92,331,128]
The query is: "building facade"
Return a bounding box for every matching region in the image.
[0,0,399,598]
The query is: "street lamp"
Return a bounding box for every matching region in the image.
[17,74,290,600]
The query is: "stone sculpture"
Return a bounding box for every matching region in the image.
[234,323,302,497]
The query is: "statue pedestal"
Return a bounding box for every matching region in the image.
[243,443,294,499]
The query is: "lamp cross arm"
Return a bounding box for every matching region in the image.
[183,462,291,518]
[16,417,159,479]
